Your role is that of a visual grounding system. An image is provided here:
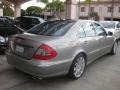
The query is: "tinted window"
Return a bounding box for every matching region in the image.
[20,17,39,25]
[83,23,95,37]
[31,18,39,24]
[15,17,40,30]
[99,22,115,29]
[93,23,107,36]
[27,21,75,36]
[0,18,11,27]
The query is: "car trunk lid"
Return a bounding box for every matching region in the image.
[11,33,58,60]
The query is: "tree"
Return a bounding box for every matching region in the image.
[3,6,14,16]
[37,0,64,18]
[47,0,64,18]
[89,11,99,20]
[36,0,49,9]
[36,0,49,4]
[85,0,92,19]
[21,9,27,16]
[26,6,43,14]
[36,0,49,19]
[2,1,14,16]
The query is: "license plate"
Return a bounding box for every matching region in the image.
[16,45,24,53]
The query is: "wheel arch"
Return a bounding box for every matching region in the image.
[73,51,88,65]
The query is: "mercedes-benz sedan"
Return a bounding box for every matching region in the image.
[6,20,117,79]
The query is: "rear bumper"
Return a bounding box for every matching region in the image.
[6,51,72,78]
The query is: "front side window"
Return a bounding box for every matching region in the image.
[93,23,107,36]
[83,23,95,37]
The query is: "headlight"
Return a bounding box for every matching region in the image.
[0,36,5,42]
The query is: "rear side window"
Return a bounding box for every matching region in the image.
[27,21,75,36]
[83,23,95,37]
[78,27,86,38]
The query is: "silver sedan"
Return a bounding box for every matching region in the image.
[99,21,120,39]
[6,20,117,79]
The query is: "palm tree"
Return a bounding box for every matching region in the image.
[36,0,49,19]
[37,0,64,19]
[47,0,64,18]
[85,0,92,19]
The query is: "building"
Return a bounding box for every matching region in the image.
[0,1,3,16]
[78,0,120,21]
[1,0,120,20]
[0,0,77,19]
[0,0,30,17]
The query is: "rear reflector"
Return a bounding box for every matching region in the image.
[33,44,57,60]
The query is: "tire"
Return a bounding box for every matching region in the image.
[110,41,118,55]
[69,53,86,79]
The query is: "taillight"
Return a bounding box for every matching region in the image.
[33,44,57,60]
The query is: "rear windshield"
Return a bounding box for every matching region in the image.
[27,20,75,36]
[99,22,115,29]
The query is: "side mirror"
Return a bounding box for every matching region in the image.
[108,31,113,36]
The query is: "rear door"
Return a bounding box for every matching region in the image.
[79,22,100,63]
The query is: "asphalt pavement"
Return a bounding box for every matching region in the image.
[0,42,120,90]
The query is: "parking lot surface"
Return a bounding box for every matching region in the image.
[0,42,120,90]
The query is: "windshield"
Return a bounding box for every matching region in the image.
[27,20,75,36]
[99,22,115,29]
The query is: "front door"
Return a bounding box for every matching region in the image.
[81,22,100,63]
[93,22,113,55]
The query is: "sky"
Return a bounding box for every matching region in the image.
[21,0,85,10]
